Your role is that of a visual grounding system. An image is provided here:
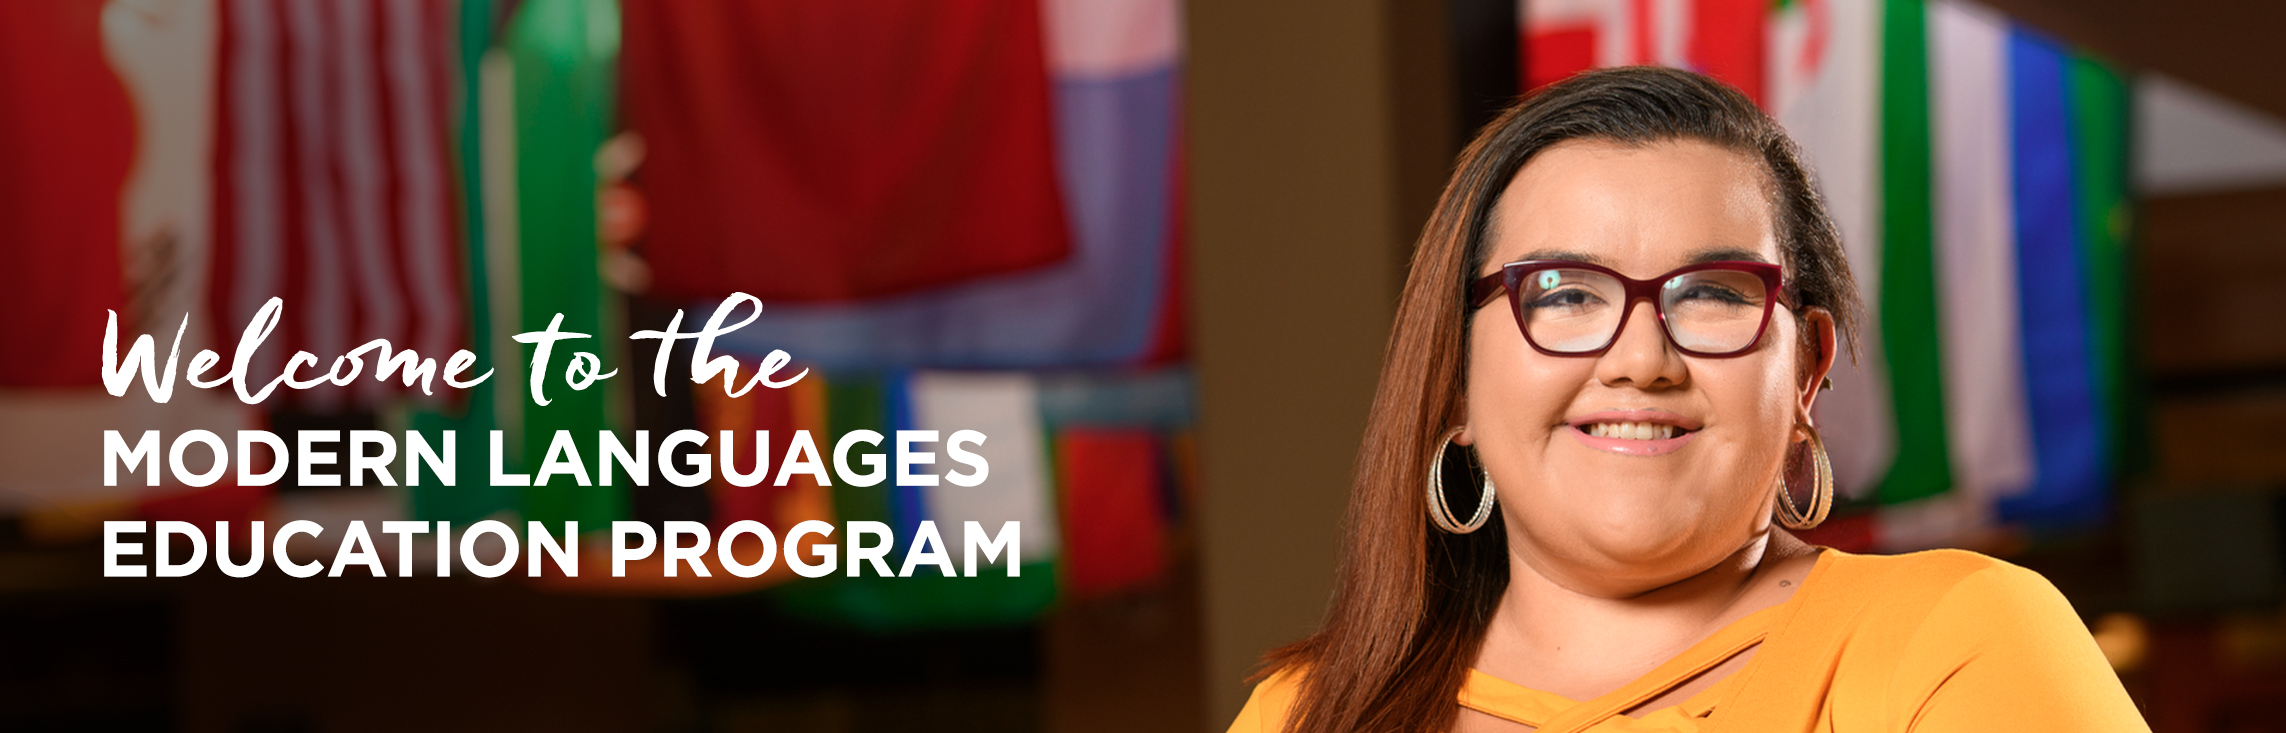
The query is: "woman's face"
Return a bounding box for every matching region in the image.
[1463,138,1835,595]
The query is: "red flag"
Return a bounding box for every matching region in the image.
[1690,0,1766,105]
[620,0,1073,303]
[1524,25,1600,93]
[0,0,133,387]
[207,0,467,409]
[1521,0,1766,106]
[1141,128,1189,364]
[1056,429,1168,597]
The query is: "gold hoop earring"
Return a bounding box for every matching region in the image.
[1774,422,1834,530]
[1428,427,1496,534]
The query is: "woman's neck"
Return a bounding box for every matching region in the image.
[1472,530,1821,700]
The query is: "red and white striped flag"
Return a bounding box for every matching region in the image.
[1521,0,1767,104]
[207,0,467,409]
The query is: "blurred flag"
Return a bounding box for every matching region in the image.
[1056,428,1168,597]
[691,364,835,532]
[693,373,797,530]
[1879,0,2029,548]
[484,0,626,527]
[541,355,834,594]
[618,0,1073,303]
[1521,0,1767,102]
[206,0,469,411]
[701,0,1184,370]
[1037,368,1195,430]
[406,0,515,526]
[2068,52,2138,494]
[1039,368,1195,526]
[0,0,133,387]
[1996,28,2122,530]
[773,369,1060,632]
[766,368,1203,623]
[1771,0,1898,510]
[1872,0,1952,509]
[909,372,1062,564]
[0,0,257,527]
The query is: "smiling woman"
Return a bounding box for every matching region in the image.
[1226,67,2146,733]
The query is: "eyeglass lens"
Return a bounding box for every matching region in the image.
[1519,268,1771,354]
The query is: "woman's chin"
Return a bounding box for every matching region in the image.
[1581,532,1698,568]
[1507,474,1763,590]
[1534,523,1738,590]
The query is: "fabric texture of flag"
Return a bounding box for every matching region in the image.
[618,0,1073,303]
[1520,0,1765,101]
[705,0,1183,370]
[206,0,469,411]
[1056,428,1168,597]
[1929,0,2032,504]
[909,371,1062,564]
[0,0,134,388]
[0,0,258,521]
[1039,368,1195,523]
[771,369,1059,632]
[1875,0,2032,550]
[1771,0,1898,504]
[1874,0,1953,506]
[2067,55,2139,485]
[407,0,516,526]
[492,0,625,528]
[694,370,800,530]
[2000,27,2114,528]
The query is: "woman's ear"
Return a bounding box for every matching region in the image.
[1798,308,1839,419]
[1450,392,1474,446]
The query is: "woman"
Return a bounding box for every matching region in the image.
[1227,67,2146,732]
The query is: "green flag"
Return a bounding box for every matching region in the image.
[502,0,624,526]
[1876,0,1954,504]
[2066,54,2139,480]
[407,0,517,525]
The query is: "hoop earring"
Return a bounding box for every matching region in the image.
[1428,427,1497,534]
[1774,422,1834,530]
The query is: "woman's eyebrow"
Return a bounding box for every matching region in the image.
[1508,248,1770,266]
[1689,247,1771,265]
[1516,249,1608,265]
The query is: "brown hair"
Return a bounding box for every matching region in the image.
[1256,66,1864,733]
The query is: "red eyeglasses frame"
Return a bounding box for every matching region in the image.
[1468,259,1795,358]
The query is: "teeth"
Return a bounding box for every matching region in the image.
[1587,421,1679,440]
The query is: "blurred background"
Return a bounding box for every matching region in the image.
[2,0,2283,730]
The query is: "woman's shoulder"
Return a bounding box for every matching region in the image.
[1806,546,2083,646]
[1225,664,1306,733]
[1816,546,2055,602]
[1795,550,2145,729]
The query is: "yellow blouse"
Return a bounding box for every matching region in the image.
[1227,548,2150,732]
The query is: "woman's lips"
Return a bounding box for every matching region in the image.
[1566,423,1696,456]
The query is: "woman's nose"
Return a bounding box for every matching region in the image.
[1594,299,1688,389]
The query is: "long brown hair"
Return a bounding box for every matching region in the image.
[1256,66,1864,733]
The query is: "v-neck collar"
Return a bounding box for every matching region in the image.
[1459,547,1839,732]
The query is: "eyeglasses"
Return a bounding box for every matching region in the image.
[1469,260,1794,358]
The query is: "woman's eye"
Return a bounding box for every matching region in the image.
[1529,287,1604,310]
[1674,284,1752,305]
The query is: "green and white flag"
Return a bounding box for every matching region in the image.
[1767,0,2132,548]
[1771,0,1896,501]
